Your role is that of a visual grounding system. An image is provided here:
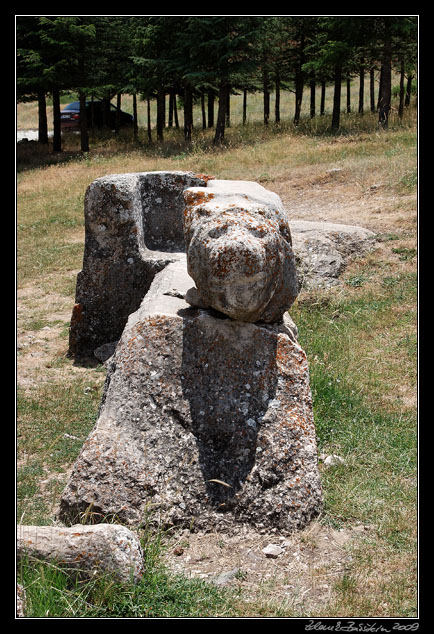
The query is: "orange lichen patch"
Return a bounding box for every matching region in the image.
[194,173,215,183]
[184,190,215,209]
[70,303,84,325]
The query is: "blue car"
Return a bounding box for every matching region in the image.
[60,100,134,130]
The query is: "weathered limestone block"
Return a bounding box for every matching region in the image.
[68,171,209,358]
[290,220,377,290]
[183,180,298,323]
[59,260,322,534]
[17,524,144,584]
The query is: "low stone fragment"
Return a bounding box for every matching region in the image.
[290,220,376,290]
[212,568,241,585]
[17,524,144,584]
[262,543,283,558]
[323,454,345,468]
[94,341,118,364]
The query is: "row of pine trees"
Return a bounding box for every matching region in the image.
[17,16,418,151]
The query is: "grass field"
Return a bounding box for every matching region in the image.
[16,90,417,618]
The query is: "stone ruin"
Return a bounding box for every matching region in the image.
[68,171,210,358]
[59,171,323,534]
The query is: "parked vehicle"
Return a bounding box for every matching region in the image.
[60,100,134,131]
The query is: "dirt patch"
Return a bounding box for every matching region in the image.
[163,519,373,613]
[269,166,416,235]
[17,278,101,393]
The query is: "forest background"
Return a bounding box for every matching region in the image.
[17,16,417,150]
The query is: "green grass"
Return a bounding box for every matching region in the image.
[289,266,417,615]
[18,554,240,618]
[17,377,104,525]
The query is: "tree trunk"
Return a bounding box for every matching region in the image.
[378,28,392,129]
[264,90,270,126]
[207,91,214,128]
[377,66,383,112]
[405,74,414,107]
[37,91,48,144]
[370,67,376,112]
[320,81,326,115]
[184,83,193,142]
[310,79,316,118]
[243,89,247,125]
[398,60,405,120]
[293,33,305,125]
[214,81,228,145]
[294,69,303,125]
[147,96,152,143]
[201,93,206,129]
[226,88,231,127]
[358,63,365,114]
[173,94,179,129]
[89,97,95,129]
[52,87,62,152]
[133,92,138,140]
[79,98,89,150]
[263,69,270,126]
[346,77,351,113]
[115,93,121,133]
[168,91,174,127]
[156,88,165,141]
[275,74,281,123]
[331,65,342,130]
[79,91,89,153]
